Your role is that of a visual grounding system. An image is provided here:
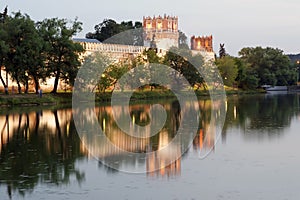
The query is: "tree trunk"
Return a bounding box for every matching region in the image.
[0,70,8,94]
[16,79,21,94]
[53,110,62,138]
[0,71,6,88]
[35,112,41,134]
[33,76,40,94]
[51,70,60,93]
[24,80,29,94]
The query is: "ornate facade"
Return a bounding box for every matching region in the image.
[191,35,213,52]
[0,15,216,93]
[143,15,179,50]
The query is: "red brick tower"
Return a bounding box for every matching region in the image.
[191,35,213,52]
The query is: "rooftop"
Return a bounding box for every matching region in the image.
[73,38,101,43]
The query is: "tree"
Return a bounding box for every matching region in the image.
[0,13,9,93]
[86,19,143,46]
[235,58,259,89]
[163,47,205,90]
[178,30,189,49]
[215,56,238,87]
[239,47,297,86]
[219,43,226,58]
[2,12,45,93]
[37,18,84,93]
[0,6,7,23]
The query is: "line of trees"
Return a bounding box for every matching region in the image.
[80,47,213,93]
[0,10,83,94]
[215,45,298,89]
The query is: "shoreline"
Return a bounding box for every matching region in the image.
[0,89,266,108]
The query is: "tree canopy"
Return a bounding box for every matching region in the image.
[37,18,84,93]
[239,47,297,86]
[0,11,83,94]
[86,19,143,46]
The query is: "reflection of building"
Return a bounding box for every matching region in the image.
[0,110,87,156]
[77,101,188,177]
[147,130,181,177]
[192,99,220,151]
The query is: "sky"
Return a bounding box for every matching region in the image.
[1,0,300,56]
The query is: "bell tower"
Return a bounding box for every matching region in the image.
[143,14,179,50]
[191,35,213,52]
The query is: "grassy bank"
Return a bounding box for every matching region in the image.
[0,89,266,107]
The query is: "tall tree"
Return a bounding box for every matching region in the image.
[0,6,8,93]
[239,47,297,86]
[37,18,84,93]
[86,19,143,46]
[2,12,45,93]
[178,30,189,49]
[219,43,226,58]
[235,58,259,89]
[0,18,9,93]
[163,47,205,90]
[215,56,238,87]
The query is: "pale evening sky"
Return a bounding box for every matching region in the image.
[1,0,300,56]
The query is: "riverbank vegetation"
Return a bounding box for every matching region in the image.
[0,10,83,94]
[1,8,299,99]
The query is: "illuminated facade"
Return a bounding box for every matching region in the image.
[0,14,216,93]
[191,35,213,52]
[143,15,179,50]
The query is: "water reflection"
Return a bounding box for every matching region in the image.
[0,93,300,198]
[74,99,202,175]
[223,93,300,140]
[0,110,87,198]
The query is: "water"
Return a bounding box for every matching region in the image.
[0,93,300,200]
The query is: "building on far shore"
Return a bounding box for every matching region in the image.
[0,14,216,93]
[143,15,179,50]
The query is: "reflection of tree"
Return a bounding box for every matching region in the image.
[192,98,217,151]
[89,100,184,176]
[0,110,86,198]
[223,94,300,138]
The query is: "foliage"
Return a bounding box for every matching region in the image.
[1,12,46,93]
[86,19,143,46]
[215,56,238,87]
[0,14,9,91]
[0,10,84,94]
[219,43,226,58]
[163,47,205,90]
[36,18,84,93]
[178,30,189,49]
[235,58,259,89]
[239,47,297,86]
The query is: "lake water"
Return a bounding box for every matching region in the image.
[0,93,300,200]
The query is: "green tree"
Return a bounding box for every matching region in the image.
[219,43,226,58]
[163,47,205,90]
[0,6,8,93]
[235,58,259,89]
[2,12,45,93]
[178,30,189,49]
[239,47,297,86]
[215,56,238,87]
[37,18,84,93]
[86,19,143,46]
[0,20,9,93]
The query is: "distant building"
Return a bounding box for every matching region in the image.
[0,14,216,93]
[191,35,213,52]
[143,15,179,50]
[190,35,215,62]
